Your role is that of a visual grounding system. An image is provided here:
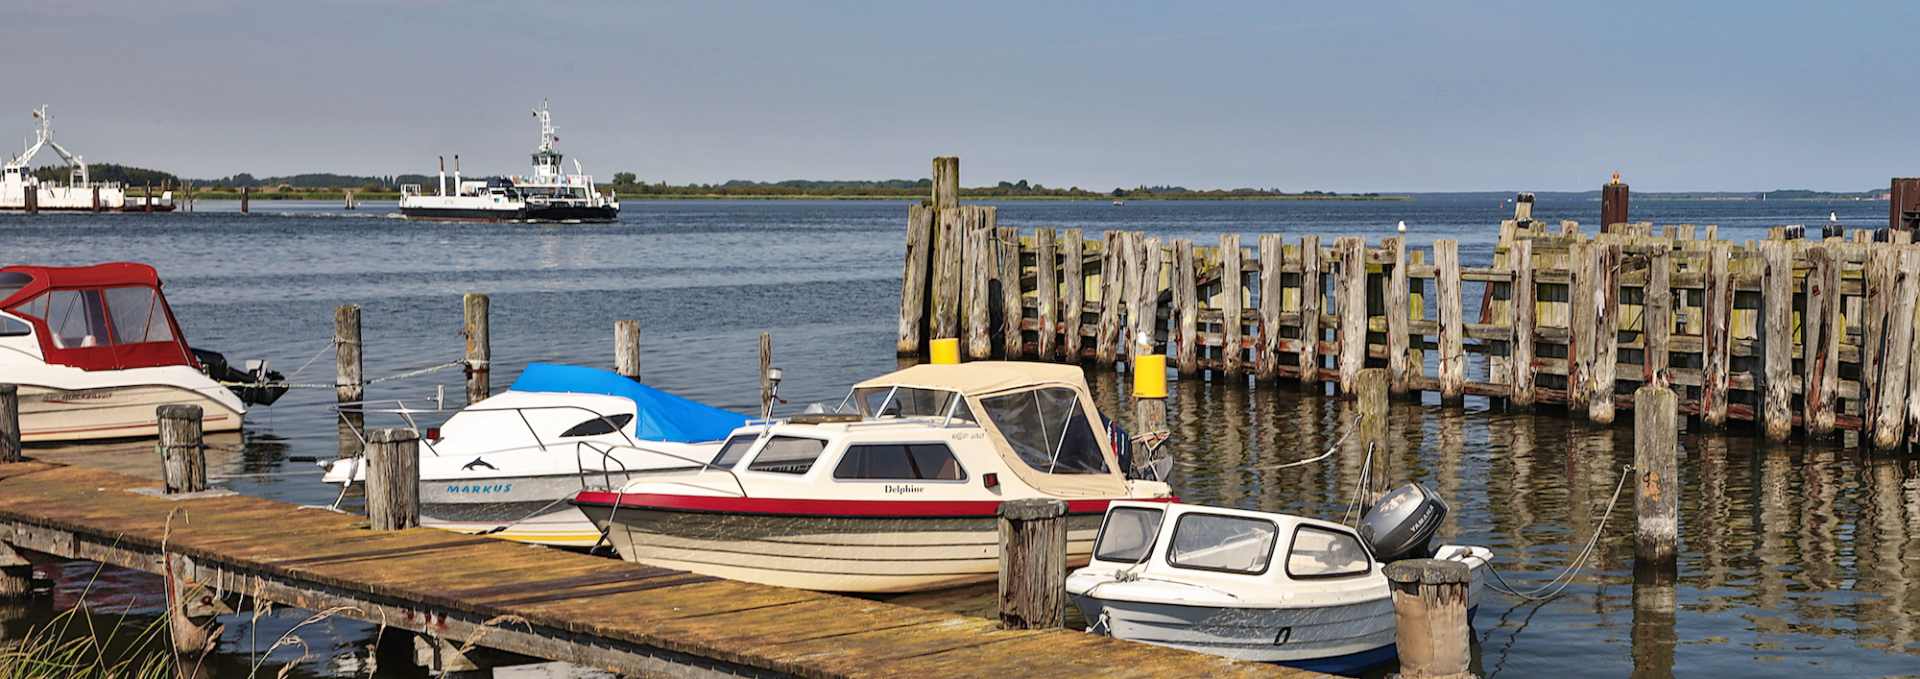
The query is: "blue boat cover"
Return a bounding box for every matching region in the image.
[508,363,750,443]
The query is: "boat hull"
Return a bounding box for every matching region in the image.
[16,383,243,442]
[399,205,618,223]
[577,503,1106,593]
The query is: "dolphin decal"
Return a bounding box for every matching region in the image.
[462,458,497,471]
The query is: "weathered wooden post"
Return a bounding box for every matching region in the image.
[1601,176,1628,233]
[1634,386,1679,573]
[1758,241,1793,442]
[1336,236,1367,395]
[158,405,207,494]
[965,220,994,360]
[1384,237,1409,396]
[1132,340,1168,478]
[931,209,964,343]
[1700,243,1733,427]
[1356,368,1389,502]
[240,185,250,213]
[1256,233,1284,382]
[1588,243,1620,423]
[760,332,776,419]
[1300,235,1323,389]
[1384,559,1475,679]
[997,497,1067,630]
[464,293,490,405]
[1172,239,1198,374]
[365,428,420,531]
[1509,239,1536,409]
[1804,247,1841,438]
[0,539,26,596]
[1035,228,1058,360]
[336,304,364,456]
[91,186,100,212]
[1096,231,1126,365]
[1871,248,1918,449]
[1436,239,1465,406]
[143,184,153,212]
[931,156,958,212]
[1062,228,1086,362]
[22,183,36,214]
[1219,233,1244,376]
[1643,243,1672,390]
[0,384,18,464]
[999,226,1025,358]
[615,320,641,381]
[899,204,932,355]
[166,552,228,655]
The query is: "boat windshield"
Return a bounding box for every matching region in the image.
[1093,506,1164,563]
[855,386,972,422]
[1168,513,1278,575]
[0,272,31,304]
[976,387,1108,474]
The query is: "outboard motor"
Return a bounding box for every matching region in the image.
[1359,483,1449,562]
[192,348,289,407]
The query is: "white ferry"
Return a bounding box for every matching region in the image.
[2,107,172,212]
[399,102,619,222]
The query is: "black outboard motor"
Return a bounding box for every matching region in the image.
[192,348,289,407]
[1359,483,1449,562]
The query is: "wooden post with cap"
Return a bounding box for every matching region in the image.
[997,497,1067,630]
[464,293,490,405]
[0,384,18,465]
[615,320,641,381]
[1384,558,1476,679]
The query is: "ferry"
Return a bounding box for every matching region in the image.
[399,102,619,222]
[2,107,172,212]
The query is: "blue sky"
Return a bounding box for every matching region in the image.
[1,1,1912,192]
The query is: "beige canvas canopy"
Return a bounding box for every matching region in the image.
[855,361,1127,498]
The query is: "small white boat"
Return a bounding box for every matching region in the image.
[324,363,747,547]
[0,263,276,441]
[1066,484,1490,675]
[2,107,172,212]
[399,101,618,223]
[573,361,1176,593]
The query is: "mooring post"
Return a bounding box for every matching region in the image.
[1634,386,1679,573]
[166,552,226,656]
[1356,368,1390,503]
[997,497,1067,630]
[759,332,775,419]
[143,184,153,213]
[899,204,932,356]
[336,304,364,457]
[615,320,641,381]
[22,183,35,214]
[158,405,207,494]
[1336,236,1366,395]
[464,293,490,405]
[1758,241,1793,442]
[1299,235,1323,390]
[0,539,27,597]
[1132,341,1168,477]
[240,185,250,213]
[365,428,420,531]
[1384,558,1475,679]
[91,185,100,212]
[1509,238,1536,409]
[0,384,18,464]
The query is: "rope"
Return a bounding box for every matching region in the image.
[217,360,468,389]
[1485,464,1635,602]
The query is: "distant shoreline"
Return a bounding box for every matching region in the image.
[180,191,1412,202]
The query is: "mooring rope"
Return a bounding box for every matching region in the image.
[1485,463,1635,602]
[217,360,468,389]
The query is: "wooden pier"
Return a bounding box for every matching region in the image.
[900,166,1920,446]
[0,459,1330,679]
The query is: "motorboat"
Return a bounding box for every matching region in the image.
[399,101,618,222]
[571,361,1177,594]
[2,106,172,212]
[0,263,281,442]
[1065,484,1491,675]
[323,363,748,547]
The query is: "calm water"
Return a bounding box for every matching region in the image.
[1,197,1914,678]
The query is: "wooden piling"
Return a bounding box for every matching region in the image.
[1644,244,1672,390]
[0,384,17,464]
[1804,247,1841,437]
[0,541,26,597]
[1907,251,1920,444]
[931,157,958,212]
[1336,237,1366,395]
[965,221,993,359]
[1510,239,1536,409]
[998,226,1024,359]
[931,209,963,343]
[1383,559,1473,679]
[22,184,35,214]
[1173,239,1199,374]
[365,428,421,531]
[464,293,490,406]
[1758,241,1793,441]
[1096,231,1125,364]
[1300,236,1323,388]
[760,332,774,418]
[1862,247,1896,431]
[158,405,207,494]
[1385,237,1410,397]
[1219,233,1244,376]
[1589,244,1620,424]
[90,186,100,212]
[240,185,249,213]
[1139,236,1164,355]
[614,320,641,381]
[1356,368,1389,500]
[1034,228,1058,360]
[1063,228,1086,361]
[1568,243,1594,411]
[1872,247,1919,448]
[1634,386,1679,572]
[143,184,152,213]
[335,304,364,456]
[997,498,1067,631]
[1256,233,1283,381]
[1435,239,1464,405]
[1700,243,1732,427]
[898,204,932,355]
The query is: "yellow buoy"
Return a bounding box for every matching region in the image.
[1132,354,1167,398]
[930,338,960,365]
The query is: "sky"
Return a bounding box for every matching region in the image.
[1,0,1914,192]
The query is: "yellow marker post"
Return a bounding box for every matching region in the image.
[930,338,960,365]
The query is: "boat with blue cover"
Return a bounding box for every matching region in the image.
[323,363,748,547]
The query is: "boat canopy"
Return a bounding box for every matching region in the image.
[854,362,1127,498]
[0,263,198,372]
[508,363,749,443]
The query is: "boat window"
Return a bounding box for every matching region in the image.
[857,387,962,419]
[1093,506,1164,563]
[559,413,634,438]
[710,434,759,468]
[103,287,176,345]
[1286,526,1371,579]
[0,271,31,303]
[0,314,28,337]
[976,387,1109,475]
[23,290,113,349]
[833,444,965,481]
[746,436,828,474]
[1167,513,1277,575]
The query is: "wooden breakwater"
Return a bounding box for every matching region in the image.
[899,172,1920,448]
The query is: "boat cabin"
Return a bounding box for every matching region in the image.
[1077,501,1381,603]
[0,263,199,372]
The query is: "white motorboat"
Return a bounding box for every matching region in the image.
[572,361,1177,594]
[324,363,747,547]
[399,101,618,222]
[0,263,278,441]
[1066,484,1490,675]
[2,107,172,212]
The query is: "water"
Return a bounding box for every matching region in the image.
[2,197,1915,678]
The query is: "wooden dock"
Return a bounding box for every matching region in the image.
[901,187,1920,446]
[0,459,1333,679]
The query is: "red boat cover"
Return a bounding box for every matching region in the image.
[0,263,198,371]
